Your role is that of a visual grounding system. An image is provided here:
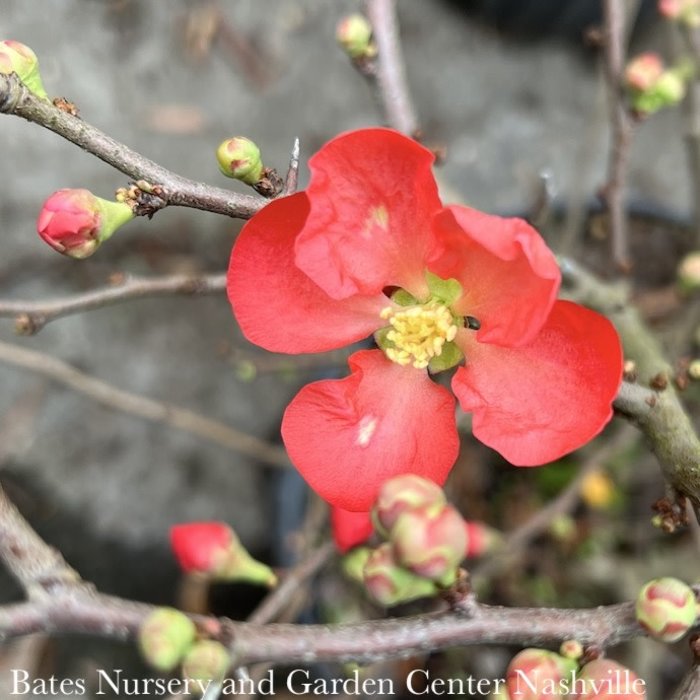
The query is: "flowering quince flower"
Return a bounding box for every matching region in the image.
[227,129,623,511]
[331,507,374,553]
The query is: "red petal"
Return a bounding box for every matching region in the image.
[170,522,232,573]
[295,129,442,300]
[331,508,374,553]
[452,301,622,465]
[281,349,459,511]
[227,193,387,353]
[429,206,560,346]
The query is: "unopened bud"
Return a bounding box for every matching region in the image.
[37,189,134,259]
[625,53,664,92]
[678,251,700,293]
[559,639,584,661]
[181,640,230,684]
[573,658,646,699]
[506,649,575,700]
[170,522,277,587]
[625,54,687,115]
[635,577,697,642]
[138,607,196,672]
[336,14,376,60]
[332,507,374,553]
[390,503,467,586]
[216,137,264,185]
[362,543,437,606]
[0,40,48,99]
[464,521,503,558]
[659,0,700,27]
[341,546,372,583]
[373,474,446,536]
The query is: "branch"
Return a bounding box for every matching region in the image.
[0,272,226,334]
[601,0,634,270]
[560,257,700,506]
[0,73,265,219]
[0,341,290,470]
[364,0,419,135]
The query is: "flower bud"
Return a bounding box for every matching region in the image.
[464,521,503,558]
[559,639,584,661]
[138,607,196,672]
[341,546,372,583]
[373,474,446,536]
[216,137,264,185]
[635,577,697,642]
[362,543,437,606]
[181,640,230,684]
[170,522,277,587]
[580,469,616,510]
[624,53,664,92]
[659,0,700,26]
[331,507,374,553]
[390,503,467,586]
[571,658,646,699]
[0,40,49,99]
[336,14,376,60]
[678,251,700,292]
[37,189,134,259]
[506,648,575,700]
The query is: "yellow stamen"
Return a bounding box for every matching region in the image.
[380,303,459,369]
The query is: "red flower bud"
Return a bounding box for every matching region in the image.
[624,53,664,92]
[181,640,230,684]
[331,507,374,553]
[138,607,196,672]
[464,520,503,558]
[390,503,467,586]
[37,189,134,259]
[570,658,646,699]
[373,474,446,535]
[506,648,575,700]
[0,40,48,99]
[362,543,437,606]
[170,522,277,587]
[635,577,697,642]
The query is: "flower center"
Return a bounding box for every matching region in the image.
[379,302,459,369]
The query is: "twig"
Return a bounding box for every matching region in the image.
[601,0,634,271]
[560,256,700,506]
[0,272,226,334]
[473,426,637,582]
[364,0,419,135]
[672,637,700,699]
[0,341,290,470]
[283,138,300,196]
[0,73,265,219]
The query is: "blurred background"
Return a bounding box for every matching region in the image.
[0,0,697,697]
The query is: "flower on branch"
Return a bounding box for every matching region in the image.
[227,129,623,511]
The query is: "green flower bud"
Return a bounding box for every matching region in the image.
[342,546,372,583]
[574,658,646,699]
[216,137,264,185]
[138,607,197,673]
[390,503,467,586]
[372,474,446,536]
[635,577,697,642]
[678,251,700,293]
[0,40,49,99]
[362,543,438,606]
[336,14,376,60]
[559,639,584,661]
[181,640,230,684]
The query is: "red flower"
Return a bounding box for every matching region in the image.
[170,522,232,574]
[331,507,374,553]
[227,129,622,511]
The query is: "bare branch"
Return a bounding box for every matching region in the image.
[364,0,419,135]
[283,138,301,196]
[0,341,290,470]
[0,73,265,219]
[0,272,226,334]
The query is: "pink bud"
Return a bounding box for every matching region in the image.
[170,522,233,574]
[37,189,102,258]
[506,649,575,700]
[570,658,646,699]
[331,507,374,553]
[624,53,664,92]
[373,474,446,534]
[635,577,697,642]
[464,520,503,558]
[0,40,48,99]
[390,503,467,585]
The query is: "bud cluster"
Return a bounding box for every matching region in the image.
[170,522,277,587]
[624,52,687,115]
[659,0,700,26]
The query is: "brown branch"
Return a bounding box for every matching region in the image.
[0,341,290,470]
[283,138,301,196]
[560,256,700,506]
[601,0,634,271]
[364,0,419,135]
[0,73,265,219]
[0,272,226,334]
